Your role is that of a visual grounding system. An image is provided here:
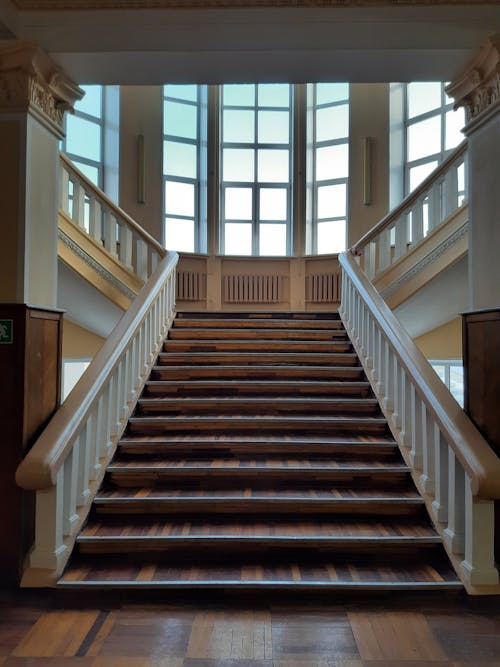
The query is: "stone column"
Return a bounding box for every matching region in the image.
[447,35,500,311]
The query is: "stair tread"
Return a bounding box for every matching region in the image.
[138,397,378,405]
[168,328,348,338]
[96,488,421,500]
[108,459,408,470]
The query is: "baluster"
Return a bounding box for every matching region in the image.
[411,201,424,244]
[392,357,400,431]
[432,429,449,523]
[365,241,376,279]
[400,370,412,449]
[30,470,67,571]
[427,183,442,233]
[394,214,409,260]
[444,164,459,218]
[378,228,391,272]
[151,250,159,274]
[88,198,102,243]
[62,447,78,535]
[76,425,91,508]
[375,329,385,397]
[91,400,103,478]
[409,385,423,469]
[104,210,118,257]
[122,348,130,416]
[383,342,393,413]
[112,365,121,434]
[420,405,436,494]
[136,239,149,281]
[60,167,70,214]
[72,181,86,228]
[120,225,133,269]
[104,375,115,449]
[135,326,144,389]
[462,480,499,585]
[444,450,466,554]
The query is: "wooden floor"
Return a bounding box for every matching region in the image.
[2,591,500,666]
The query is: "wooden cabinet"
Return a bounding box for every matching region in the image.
[0,304,63,586]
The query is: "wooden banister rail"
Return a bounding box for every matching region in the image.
[16,250,178,583]
[339,250,500,588]
[59,153,165,281]
[351,141,468,281]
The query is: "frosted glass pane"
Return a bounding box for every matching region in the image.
[407,116,441,161]
[75,86,102,118]
[165,217,195,253]
[317,183,346,219]
[258,149,289,182]
[225,223,252,255]
[317,220,346,254]
[407,82,442,118]
[164,84,198,102]
[315,144,349,181]
[259,224,287,255]
[316,104,349,142]
[164,141,197,178]
[258,84,290,108]
[165,181,195,217]
[259,188,287,220]
[72,161,99,186]
[225,187,253,220]
[223,149,255,182]
[445,108,465,150]
[258,111,289,144]
[409,161,438,191]
[316,83,349,105]
[223,110,255,143]
[223,84,255,106]
[164,100,197,139]
[66,115,101,162]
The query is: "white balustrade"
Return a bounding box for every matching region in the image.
[353,142,467,281]
[59,153,165,283]
[16,251,178,582]
[339,250,500,589]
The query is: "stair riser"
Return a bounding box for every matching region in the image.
[157,353,359,366]
[163,342,353,353]
[151,367,366,381]
[135,402,380,417]
[168,330,349,341]
[126,421,390,436]
[173,320,343,330]
[144,383,371,398]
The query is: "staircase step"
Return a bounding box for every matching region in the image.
[163,340,352,353]
[173,318,344,330]
[157,352,359,366]
[144,380,371,398]
[151,365,366,381]
[168,327,349,341]
[135,397,380,416]
[176,311,341,320]
[59,554,461,590]
[127,415,390,435]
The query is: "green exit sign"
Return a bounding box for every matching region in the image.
[0,319,13,344]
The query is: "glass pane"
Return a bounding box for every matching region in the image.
[259,188,287,220]
[407,82,442,119]
[164,140,197,179]
[165,217,195,253]
[317,183,346,219]
[66,115,101,162]
[409,161,438,191]
[164,100,197,139]
[72,161,100,186]
[450,365,464,407]
[457,162,465,192]
[258,84,290,108]
[317,220,346,254]
[316,104,349,142]
[445,108,465,150]
[223,84,255,107]
[223,148,255,182]
[165,181,195,217]
[164,84,198,102]
[75,86,102,118]
[225,222,252,255]
[225,187,253,220]
[258,111,289,144]
[259,223,287,255]
[407,116,441,161]
[257,149,289,182]
[316,83,349,105]
[315,143,349,181]
[432,364,446,382]
[223,109,255,143]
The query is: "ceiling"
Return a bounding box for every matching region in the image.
[1,0,500,84]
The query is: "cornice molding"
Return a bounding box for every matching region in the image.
[446,34,500,134]
[0,41,83,138]
[10,0,500,8]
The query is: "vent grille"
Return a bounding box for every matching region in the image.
[306,272,342,303]
[176,271,206,301]
[223,274,283,304]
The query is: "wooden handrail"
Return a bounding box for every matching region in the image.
[352,141,468,253]
[339,250,500,499]
[16,250,178,492]
[60,153,166,257]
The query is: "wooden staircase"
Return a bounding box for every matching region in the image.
[59,311,461,591]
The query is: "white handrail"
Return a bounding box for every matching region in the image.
[59,153,165,281]
[16,250,178,580]
[352,142,468,281]
[339,250,500,588]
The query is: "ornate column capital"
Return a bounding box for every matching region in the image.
[446,35,500,135]
[0,40,83,138]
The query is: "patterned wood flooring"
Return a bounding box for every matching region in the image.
[2,592,500,666]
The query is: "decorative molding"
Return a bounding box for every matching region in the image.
[0,41,83,137]
[380,222,468,299]
[446,34,500,132]
[58,228,137,301]
[11,0,500,8]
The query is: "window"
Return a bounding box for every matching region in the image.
[308,83,349,255]
[405,82,465,194]
[220,84,292,256]
[430,359,464,407]
[163,85,208,254]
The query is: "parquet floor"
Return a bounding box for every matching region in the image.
[2,592,500,666]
